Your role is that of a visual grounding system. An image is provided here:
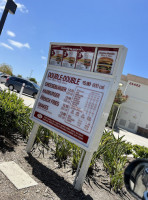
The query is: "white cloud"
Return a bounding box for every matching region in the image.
[0,42,14,50]
[7,30,16,37]
[8,39,30,49]
[0,0,28,13]
[16,2,28,13]
[0,0,6,13]
[41,56,47,60]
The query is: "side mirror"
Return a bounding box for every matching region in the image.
[124,159,148,200]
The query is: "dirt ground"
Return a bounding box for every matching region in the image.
[0,140,134,200]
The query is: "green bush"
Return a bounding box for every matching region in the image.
[96,130,128,192]
[53,135,72,167]
[36,126,53,146]
[0,90,33,140]
[133,144,148,158]
[106,103,119,127]
[71,144,82,172]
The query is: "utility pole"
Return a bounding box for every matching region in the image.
[0,0,17,35]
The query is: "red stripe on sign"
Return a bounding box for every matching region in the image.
[34,111,89,144]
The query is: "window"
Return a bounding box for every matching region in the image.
[26,81,34,88]
[119,119,126,126]
[128,122,136,130]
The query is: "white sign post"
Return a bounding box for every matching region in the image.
[26,42,127,190]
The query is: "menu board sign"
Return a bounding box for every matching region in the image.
[30,43,127,151]
[32,69,109,148]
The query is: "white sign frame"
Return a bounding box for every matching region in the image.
[26,42,127,191]
[30,42,127,152]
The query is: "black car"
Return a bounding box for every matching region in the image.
[5,76,40,98]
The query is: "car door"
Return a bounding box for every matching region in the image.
[23,81,35,95]
[14,78,24,91]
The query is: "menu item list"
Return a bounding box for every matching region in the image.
[32,69,109,145]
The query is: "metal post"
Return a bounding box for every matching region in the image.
[26,123,39,153]
[112,104,120,130]
[73,150,85,187]
[0,0,17,35]
[74,150,94,190]
[19,83,25,98]
[0,9,8,35]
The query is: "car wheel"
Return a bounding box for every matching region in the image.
[8,85,14,91]
[33,93,37,99]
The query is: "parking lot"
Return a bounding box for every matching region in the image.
[0,83,35,108]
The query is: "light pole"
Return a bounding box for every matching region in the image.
[0,0,17,35]
[112,82,129,130]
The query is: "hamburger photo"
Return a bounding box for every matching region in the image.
[97,57,113,74]
[56,54,62,63]
[68,57,75,64]
[84,59,91,68]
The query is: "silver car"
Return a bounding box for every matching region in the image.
[0,73,10,83]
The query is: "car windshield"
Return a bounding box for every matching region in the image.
[32,82,40,90]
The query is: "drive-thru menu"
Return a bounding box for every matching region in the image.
[28,42,127,191]
[32,69,109,147]
[30,42,127,152]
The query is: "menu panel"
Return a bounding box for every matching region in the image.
[49,45,95,71]
[32,69,109,145]
[76,51,94,71]
[94,48,118,75]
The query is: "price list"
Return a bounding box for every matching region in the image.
[65,87,103,133]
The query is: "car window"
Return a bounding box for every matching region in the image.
[26,81,34,88]
[10,77,15,81]
[16,78,25,83]
[32,82,40,89]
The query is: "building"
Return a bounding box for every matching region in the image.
[116,74,148,138]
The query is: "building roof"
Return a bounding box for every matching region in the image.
[121,74,148,86]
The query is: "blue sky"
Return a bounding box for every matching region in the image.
[0,0,148,83]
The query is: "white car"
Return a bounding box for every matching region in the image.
[0,74,10,83]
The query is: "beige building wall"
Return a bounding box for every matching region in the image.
[117,74,148,134]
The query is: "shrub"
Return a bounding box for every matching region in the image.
[53,135,72,167]
[0,90,33,140]
[96,130,128,192]
[36,126,53,146]
[71,144,82,172]
[107,103,119,127]
[133,144,148,158]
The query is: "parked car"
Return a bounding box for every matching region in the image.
[0,74,10,83]
[5,76,40,98]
